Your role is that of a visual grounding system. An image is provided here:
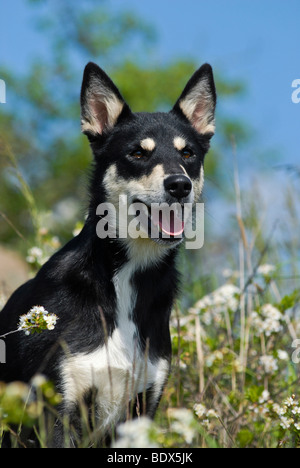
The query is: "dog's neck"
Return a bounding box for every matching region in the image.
[83,212,180,275]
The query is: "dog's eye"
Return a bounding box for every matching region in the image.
[181,148,194,159]
[131,149,145,159]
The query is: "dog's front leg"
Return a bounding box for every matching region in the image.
[49,405,82,448]
[132,385,166,421]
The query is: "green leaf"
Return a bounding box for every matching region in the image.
[237,429,254,448]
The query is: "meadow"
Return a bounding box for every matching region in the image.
[0,150,299,448]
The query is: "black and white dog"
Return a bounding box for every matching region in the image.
[0,62,216,446]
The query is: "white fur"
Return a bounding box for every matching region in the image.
[60,261,169,433]
[192,166,205,201]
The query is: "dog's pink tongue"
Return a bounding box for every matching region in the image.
[158,210,185,236]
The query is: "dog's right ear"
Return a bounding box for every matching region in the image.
[80,62,131,138]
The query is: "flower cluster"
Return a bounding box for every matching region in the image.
[168,408,197,444]
[249,392,300,437]
[259,355,279,375]
[26,231,61,269]
[193,403,220,431]
[18,306,58,336]
[251,304,284,337]
[190,284,240,326]
[272,395,300,432]
[256,264,276,277]
[112,417,159,448]
[26,247,46,266]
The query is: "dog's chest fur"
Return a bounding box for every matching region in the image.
[60,261,169,432]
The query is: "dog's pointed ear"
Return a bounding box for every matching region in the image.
[172,64,216,137]
[80,62,131,137]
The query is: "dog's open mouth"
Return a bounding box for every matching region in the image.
[132,200,185,241]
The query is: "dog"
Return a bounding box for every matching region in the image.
[0,62,216,447]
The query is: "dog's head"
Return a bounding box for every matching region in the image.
[81,63,216,260]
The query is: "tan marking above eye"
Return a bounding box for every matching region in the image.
[173,136,186,151]
[140,138,156,152]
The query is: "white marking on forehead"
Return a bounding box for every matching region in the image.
[173,136,186,151]
[140,138,156,152]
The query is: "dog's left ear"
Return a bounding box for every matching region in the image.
[80,62,131,138]
[172,64,216,137]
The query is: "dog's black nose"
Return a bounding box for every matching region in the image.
[164,174,192,200]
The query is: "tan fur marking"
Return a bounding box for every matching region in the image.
[173,136,186,151]
[140,138,156,152]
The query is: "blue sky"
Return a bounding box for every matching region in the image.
[0,0,299,171]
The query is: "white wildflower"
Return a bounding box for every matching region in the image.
[206,409,219,419]
[284,397,297,408]
[261,304,282,321]
[259,355,278,375]
[168,408,196,444]
[277,350,289,361]
[193,284,240,325]
[280,417,293,430]
[251,305,283,337]
[250,311,264,332]
[291,407,300,415]
[262,317,283,337]
[193,403,207,418]
[31,374,48,388]
[30,305,48,316]
[205,350,223,368]
[26,246,44,264]
[294,422,300,431]
[272,404,287,416]
[201,418,213,430]
[112,417,158,448]
[44,314,58,330]
[249,403,269,419]
[201,311,213,326]
[257,264,276,276]
[259,390,270,404]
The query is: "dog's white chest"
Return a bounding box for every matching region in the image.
[61,263,169,432]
